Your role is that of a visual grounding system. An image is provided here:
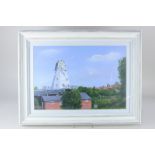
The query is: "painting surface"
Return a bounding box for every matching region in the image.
[33,46,126,110]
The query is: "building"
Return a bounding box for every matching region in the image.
[98,82,121,90]
[42,96,61,109]
[80,92,92,109]
[34,90,92,110]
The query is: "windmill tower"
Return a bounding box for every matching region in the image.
[52,60,70,90]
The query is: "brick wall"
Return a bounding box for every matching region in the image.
[44,101,61,109]
[81,100,92,109]
[43,100,92,109]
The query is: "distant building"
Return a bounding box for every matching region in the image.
[98,82,121,90]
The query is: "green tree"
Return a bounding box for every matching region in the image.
[34,86,38,90]
[34,97,42,109]
[118,57,126,97]
[61,89,81,109]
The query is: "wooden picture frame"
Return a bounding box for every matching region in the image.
[18,30,142,125]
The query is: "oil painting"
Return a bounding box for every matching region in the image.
[33,46,126,110]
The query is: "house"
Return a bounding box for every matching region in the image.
[42,95,61,109]
[80,92,92,109]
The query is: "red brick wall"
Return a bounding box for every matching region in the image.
[81,100,92,109]
[44,100,92,109]
[44,101,61,109]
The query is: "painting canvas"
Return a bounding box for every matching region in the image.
[33,45,126,110]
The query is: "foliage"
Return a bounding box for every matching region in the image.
[61,89,81,109]
[77,85,126,109]
[34,97,42,109]
[118,57,126,97]
[92,96,125,109]
[34,86,38,90]
[78,86,118,97]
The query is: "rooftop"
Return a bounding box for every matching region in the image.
[41,95,61,102]
[35,90,91,102]
[34,89,65,96]
[80,92,91,100]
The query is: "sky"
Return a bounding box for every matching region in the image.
[33,46,126,89]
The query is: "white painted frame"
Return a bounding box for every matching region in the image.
[18,30,142,125]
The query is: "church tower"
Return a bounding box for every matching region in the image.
[52,60,70,90]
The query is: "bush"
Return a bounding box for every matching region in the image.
[92,96,126,109]
[34,97,42,109]
[61,89,81,109]
[77,86,126,109]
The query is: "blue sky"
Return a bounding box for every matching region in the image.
[33,46,126,89]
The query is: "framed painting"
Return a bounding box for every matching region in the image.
[18,30,142,125]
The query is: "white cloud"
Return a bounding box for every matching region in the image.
[88,52,121,62]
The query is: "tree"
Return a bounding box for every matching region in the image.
[118,57,126,97]
[34,86,38,90]
[34,97,42,109]
[61,89,81,109]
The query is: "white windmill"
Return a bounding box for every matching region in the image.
[52,60,70,90]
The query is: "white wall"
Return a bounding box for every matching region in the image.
[0,26,155,128]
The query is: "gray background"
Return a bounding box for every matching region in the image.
[0,26,154,128]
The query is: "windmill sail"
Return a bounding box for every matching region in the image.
[52,60,70,90]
